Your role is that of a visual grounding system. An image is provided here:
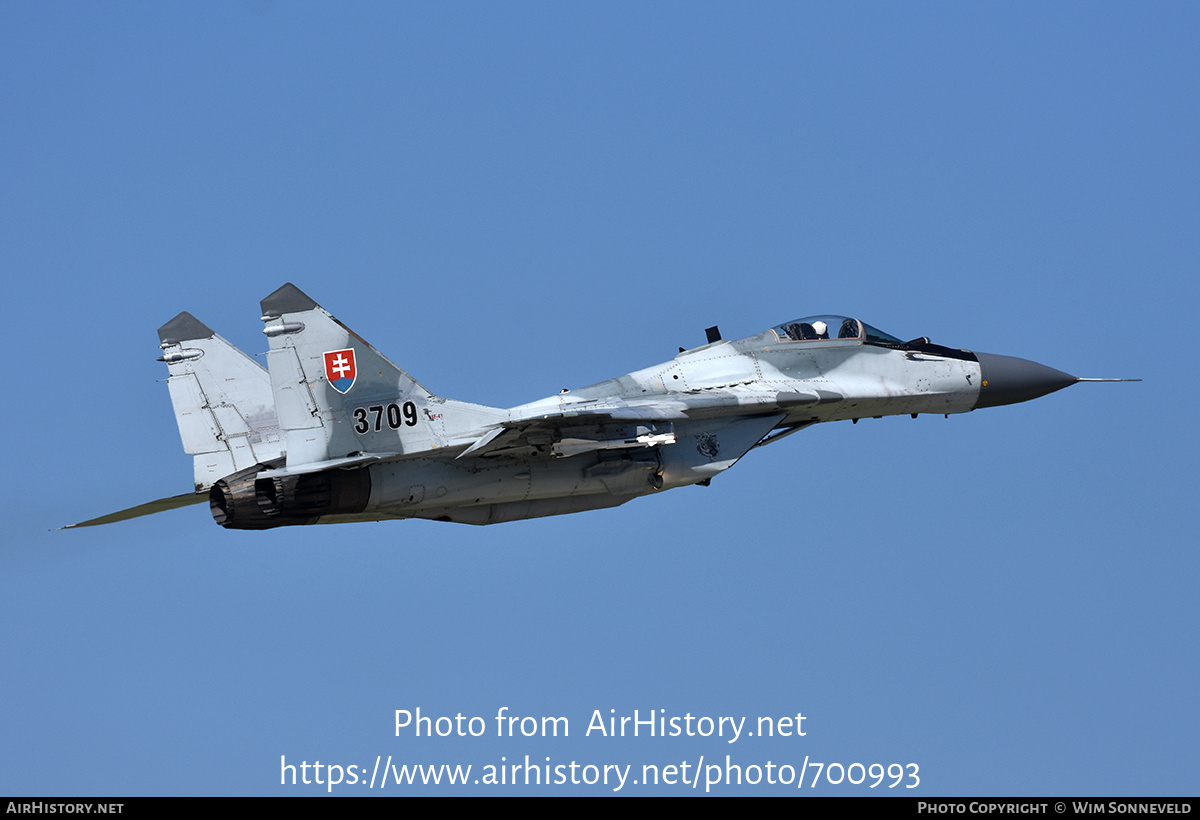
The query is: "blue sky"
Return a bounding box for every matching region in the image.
[2,2,1196,795]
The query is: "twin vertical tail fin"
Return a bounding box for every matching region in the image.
[157,312,283,491]
[67,284,459,529]
[159,282,445,493]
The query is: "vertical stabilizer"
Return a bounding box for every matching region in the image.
[157,312,282,490]
[259,283,439,467]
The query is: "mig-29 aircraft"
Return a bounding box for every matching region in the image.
[66,284,1133,530]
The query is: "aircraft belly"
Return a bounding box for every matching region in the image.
[365,453,663,516]
[409,494,633,526]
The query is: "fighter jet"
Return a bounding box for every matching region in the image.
[65,284,1134,529]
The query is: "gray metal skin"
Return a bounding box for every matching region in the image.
[66,284,1128,530]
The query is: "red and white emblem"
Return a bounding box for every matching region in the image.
[323,348,357,394]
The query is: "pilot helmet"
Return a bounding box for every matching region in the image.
[811,320,827,337]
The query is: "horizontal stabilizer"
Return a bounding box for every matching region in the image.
[61,492,208,529]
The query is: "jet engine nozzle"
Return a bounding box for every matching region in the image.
[210,465,372,529]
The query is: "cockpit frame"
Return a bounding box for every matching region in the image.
[771,315,905,347]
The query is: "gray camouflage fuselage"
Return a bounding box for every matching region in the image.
[67,284,1129,530]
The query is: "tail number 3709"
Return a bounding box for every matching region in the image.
[353,402,418,433]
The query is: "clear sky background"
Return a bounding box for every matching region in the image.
[2,2,1196,796]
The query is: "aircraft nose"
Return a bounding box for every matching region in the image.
[974,352,1078,409]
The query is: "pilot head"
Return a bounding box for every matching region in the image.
[811,320,828,338]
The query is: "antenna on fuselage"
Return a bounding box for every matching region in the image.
[705,326,722,344]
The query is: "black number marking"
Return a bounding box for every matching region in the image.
[353,401,421,433]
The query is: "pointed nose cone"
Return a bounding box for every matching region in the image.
[974,353,1078,409]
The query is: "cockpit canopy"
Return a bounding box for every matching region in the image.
[771,315,902,345]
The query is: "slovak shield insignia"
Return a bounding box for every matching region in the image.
[323,349,357,394]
